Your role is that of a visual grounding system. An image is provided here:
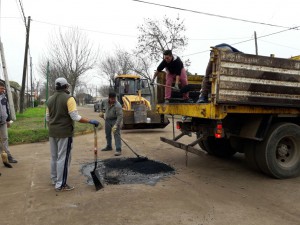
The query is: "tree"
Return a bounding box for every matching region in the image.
[99,47,134,86]
[39,59,60,96]
[137,16,188,62]
[39,28,98,95]
[99,56,119,87]
[131,53,153,81]
[9,81,21,90]
[98,85,111,97]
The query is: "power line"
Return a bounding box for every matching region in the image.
[183,26,300,57]
[32,19,136,38]
[16,0,26,27]
[189,36,250,41]
[259,39,300,51]
[132,0,292,29]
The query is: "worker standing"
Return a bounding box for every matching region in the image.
[151,50,189,103]
[46,77,99,191]
[99,92,123,156]
[0,81,17,167]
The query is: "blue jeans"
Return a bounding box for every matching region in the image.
[105,119,121,151]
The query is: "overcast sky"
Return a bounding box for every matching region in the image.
[1,0,300,87]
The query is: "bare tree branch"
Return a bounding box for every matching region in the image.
[137,15,188,62]
[39,28,98,95]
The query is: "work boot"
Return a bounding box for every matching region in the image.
[184,98,194,103]
[101,147,113,151]
[196,95,208,103]
[114,149,121,156]
[55,184,75,192]
[3,162,12,168]
[8,155,18,163]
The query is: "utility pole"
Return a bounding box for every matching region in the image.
[44,61,49,128]
[30,56,33,107]
[254,31,258,55]
[20,16,31,113]
[0,42,16,120]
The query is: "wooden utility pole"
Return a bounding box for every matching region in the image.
[20,16,31,113]
[0,41,16,120]
[44,61,49,128]
[30,56,33,107]
[254,31,258,55]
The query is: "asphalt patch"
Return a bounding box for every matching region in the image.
[80,157,175,186]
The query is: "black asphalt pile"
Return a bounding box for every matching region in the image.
[81,157,175,186]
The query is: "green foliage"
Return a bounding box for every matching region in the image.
[8,106,97,145]
[34,100,39,107]
[9,81,21,89]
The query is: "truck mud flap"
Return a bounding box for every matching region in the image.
[160,136,207,157]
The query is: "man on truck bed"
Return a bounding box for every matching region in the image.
[197,43,241,103]
[152,50,189,103]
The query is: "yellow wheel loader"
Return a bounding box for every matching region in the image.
[114,74,169,130]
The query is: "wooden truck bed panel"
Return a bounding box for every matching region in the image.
[214,51,300,107]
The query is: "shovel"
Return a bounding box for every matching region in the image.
[90,126,104,191]
[151,82,180,91]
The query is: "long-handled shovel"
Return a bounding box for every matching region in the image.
[151,82,180,91]
[90,126,104,191]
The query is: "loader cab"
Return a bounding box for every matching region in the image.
[114,74,152,105]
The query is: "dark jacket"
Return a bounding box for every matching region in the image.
[0,94,11,125]
[157,55,184,76]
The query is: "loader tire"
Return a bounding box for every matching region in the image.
[255,123,300,179]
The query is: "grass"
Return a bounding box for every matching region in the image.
[8,106,97,145]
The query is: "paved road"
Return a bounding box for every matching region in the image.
[0,106,299,225]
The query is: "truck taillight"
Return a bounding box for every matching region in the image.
[215,122,223,138]
[176,121,181,130]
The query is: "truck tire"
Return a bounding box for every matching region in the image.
[197,134,236,158]
[244,140,260,171]
[196,132,207,151]
[255,123,300,179]
[196,132,207,152]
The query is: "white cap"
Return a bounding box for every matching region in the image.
[55,77,70,87]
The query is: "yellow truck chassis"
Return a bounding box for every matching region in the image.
[156,48,300,179]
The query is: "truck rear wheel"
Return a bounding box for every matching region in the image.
[197,133,236,158]
[256,123,300,179]
[244,140,260,171]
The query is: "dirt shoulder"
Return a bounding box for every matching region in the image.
[0,106,299,225]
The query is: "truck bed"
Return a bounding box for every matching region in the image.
[157,49,300,119]
[213,50,300,107]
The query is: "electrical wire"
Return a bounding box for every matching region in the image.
[17,0,26,27]
[32,19,136,38]
[132,0,291,29]
[183,26,300,57]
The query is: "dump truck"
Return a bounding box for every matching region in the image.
[156,47,300,179]
[114,74,170,130]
